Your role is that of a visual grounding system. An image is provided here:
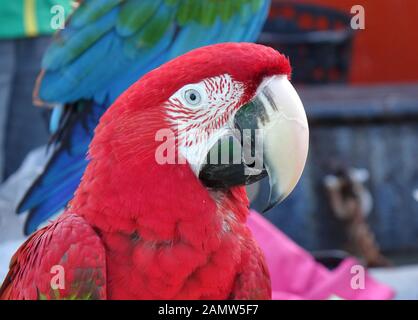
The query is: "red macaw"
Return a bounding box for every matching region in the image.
[0,43,309,300]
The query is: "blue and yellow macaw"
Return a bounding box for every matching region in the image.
[18,0,271,234]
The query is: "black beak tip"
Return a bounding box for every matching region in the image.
[262,193,286,213]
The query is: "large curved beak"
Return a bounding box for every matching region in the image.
[255,75,309,210]
[199,75,309,212]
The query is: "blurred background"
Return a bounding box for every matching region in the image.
[253,0,418,267]
[0,0,417,298]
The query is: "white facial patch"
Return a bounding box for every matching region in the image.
[165,74,244,174]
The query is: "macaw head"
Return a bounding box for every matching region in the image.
[88,43,308,213]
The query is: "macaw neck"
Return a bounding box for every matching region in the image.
[69,149,249,244]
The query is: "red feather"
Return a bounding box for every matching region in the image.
[0,214,106,299]
[1,43,290,299]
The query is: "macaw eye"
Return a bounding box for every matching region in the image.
[184,89,201,106]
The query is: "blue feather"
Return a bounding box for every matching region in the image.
[24,174,83,234]
[50,105,64,133]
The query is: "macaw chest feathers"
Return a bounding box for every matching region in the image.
[101,213,249,299]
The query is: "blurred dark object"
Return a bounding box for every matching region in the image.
[0,38,50,180]
[252,83,418,261]
[259,2,354,84]
[324,167,391,267]
[312,249,349,270]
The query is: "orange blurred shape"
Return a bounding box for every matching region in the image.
[272,0,418,83]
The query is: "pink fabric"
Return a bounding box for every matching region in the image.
[247,210,394,300]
